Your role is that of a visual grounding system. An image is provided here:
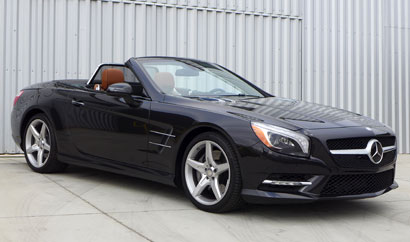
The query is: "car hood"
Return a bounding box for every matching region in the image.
[195,96,385,130]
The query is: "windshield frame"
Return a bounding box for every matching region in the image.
[134,57,272,99]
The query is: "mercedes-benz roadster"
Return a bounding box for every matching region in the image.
[11,57,398,212]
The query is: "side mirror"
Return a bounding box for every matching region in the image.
[106,83,133,95]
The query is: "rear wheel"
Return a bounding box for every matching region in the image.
[23,114,67,173]
[181,132,244,212]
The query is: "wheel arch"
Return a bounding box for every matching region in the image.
[20,108,47,148]
[173,124,239,187]
[19,107,60,151]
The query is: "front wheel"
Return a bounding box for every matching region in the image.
[181,132,244,213]
[23,113,67,173]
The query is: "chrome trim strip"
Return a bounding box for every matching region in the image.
[262,180,313,186]
[149,130,176,138]
[330,145,396,155]
[149,141,171,148]
[382,146,396,153]
[329,149,369,155]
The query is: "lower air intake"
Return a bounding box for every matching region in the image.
[321,169,394,197]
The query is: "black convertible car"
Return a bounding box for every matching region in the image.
[11,57,398,212]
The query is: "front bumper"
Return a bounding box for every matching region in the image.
[238,136,398,204]
[241,181,398,204]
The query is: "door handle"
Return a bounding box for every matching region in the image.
[71,100,85,107]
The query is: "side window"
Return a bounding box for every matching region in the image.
[90,65,147,97]
[91,65,139,85]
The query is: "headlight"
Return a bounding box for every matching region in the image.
[251,122,310,157]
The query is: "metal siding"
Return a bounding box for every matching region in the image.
[0,0,409,153]
[302,0,410,153]
[0,0,5,153]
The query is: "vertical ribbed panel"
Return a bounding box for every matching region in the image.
[0,0,302,153]
[0,0,409,154]
[302,0,410,153]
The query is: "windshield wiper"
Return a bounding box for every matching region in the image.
[216,94,263,98]
[182,94,263,100]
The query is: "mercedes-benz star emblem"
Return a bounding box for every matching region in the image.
[367,139,383,164]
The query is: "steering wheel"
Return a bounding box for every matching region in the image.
[208,88,226,95]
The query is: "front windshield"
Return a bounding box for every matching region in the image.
[139,58,264,98]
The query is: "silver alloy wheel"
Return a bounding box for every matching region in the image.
[185,140,231,206]
[25,119,51,168]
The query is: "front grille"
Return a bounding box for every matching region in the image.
[320,169,394,197]
[333,150,396,168]
[327,136,395,150]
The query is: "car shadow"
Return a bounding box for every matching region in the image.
[60,164,187,202]
[242,200,386,220]
[60,165,388,219]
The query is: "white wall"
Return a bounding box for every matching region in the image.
[0,0,409,153]
[302,0,410,153]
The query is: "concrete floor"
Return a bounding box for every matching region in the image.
[0,156,409,242]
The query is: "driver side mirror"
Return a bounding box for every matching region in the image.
[106,83,133,95]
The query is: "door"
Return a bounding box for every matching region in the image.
[64,65,150,168]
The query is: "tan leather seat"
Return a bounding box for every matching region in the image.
[153,72,176,94]
[95,68,125,91]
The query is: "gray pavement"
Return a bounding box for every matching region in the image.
[0,155,410,242]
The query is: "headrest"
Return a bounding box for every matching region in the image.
[101,68,124,90]
[145,66,159,77]
[154,72,175,94]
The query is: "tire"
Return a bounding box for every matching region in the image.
[23,113,67,173]
[181,132,244,213]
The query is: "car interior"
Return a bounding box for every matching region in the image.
[91,66,147,97]
[93,68,124,91]
[144,66,182,95]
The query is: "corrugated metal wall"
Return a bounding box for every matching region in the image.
[0,0,409,153]
[0,0,302,153]
[302,0,410,153]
